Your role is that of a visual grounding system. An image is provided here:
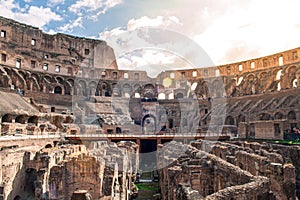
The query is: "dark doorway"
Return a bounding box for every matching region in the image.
[140,140,157,153]
[140,140,157,171]
[54,86,62,94]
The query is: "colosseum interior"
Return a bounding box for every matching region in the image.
[1,15,300,199]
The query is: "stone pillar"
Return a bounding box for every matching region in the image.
[136,139,141,153]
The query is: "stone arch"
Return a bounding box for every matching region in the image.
[28,116,38,125]
[211,79,223,97]
[274,112,284,120]
[55,76,64,84]
[112,83,121,97]
[142,114,156,134]
[286,65,297,76]
[2,114,13,123]
[237,114,246,123]
[176,92,184,99]
[13,196,21,200]
[31,73,40,83]
[54,86,63,94]
[11,70,26,90]
[64,81,73,95]
[143,83,156,98]
[225,116,235,125]
[15,115,26,124]
[287,111,296,120]
[196,79,209,98]
[0,74,10,88]
[29,77,40,91]
[89,81,97,96]
[44,75,53,83]
[158,93,166,100]
[78,80,87,96]
[116,127,122,134]
[102,82,111,97]
[260,113,271,121]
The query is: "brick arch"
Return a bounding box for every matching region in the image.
[89,81,97,96]
[274,112,284,120]
[55,76,65,84]
[11,69,27,90]
[77,79,87,96]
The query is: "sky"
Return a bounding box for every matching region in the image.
[1,0,300,73]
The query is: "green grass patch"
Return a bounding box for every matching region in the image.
[135,183,159,191]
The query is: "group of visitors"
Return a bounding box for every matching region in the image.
[284,127,300,141]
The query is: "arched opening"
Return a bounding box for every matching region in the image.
[225,116,235,125]
[89,81,97,96]
[78,80,87,96]
[176,93,184,99]
[288,111,296,120]
[260,113,271,121]
[274,112,284,120]
[168,93,174,99]
[142,114,156,134]
[64,82,72,95]
[124,93,130,98]
[143,84,155,98]
[2,114,13,123]
[24,168,37,198]
[28,116,38,126]
[293,79,297,88]
[56,77,64,84]
[54,86,62,94]
[15,115,26,124]
[158,93,166,100]
[191,82,198,91]
[13,196,21,200]
[276,69,282,80]
[134,93,141,98]
[277,82,281,91]
[116,127,122,134]
[45,144,52,148]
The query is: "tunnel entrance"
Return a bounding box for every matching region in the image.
[140,140,157,172]
[140,139,157,153]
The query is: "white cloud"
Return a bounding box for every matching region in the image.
[47,0,65,6]
[117,49,192,77]
[69,0,122,15]
[59,16,83,33]
[99,15,181,40]
[181,0,300,65]
[0,0,62,28]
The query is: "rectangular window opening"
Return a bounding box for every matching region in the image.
[16,58,21,68]
[31,60,36,68]
[55,65,60,72]
[1,53,6,62]
[43,63,48,71]
[31,39,36,46]
[0,30,6,38]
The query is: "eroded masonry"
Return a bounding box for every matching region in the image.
[0,16,300,199]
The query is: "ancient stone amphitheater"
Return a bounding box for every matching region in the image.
[0,16,300,199]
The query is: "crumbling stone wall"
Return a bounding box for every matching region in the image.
[158,141,273,200]
[0,141,139,200]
